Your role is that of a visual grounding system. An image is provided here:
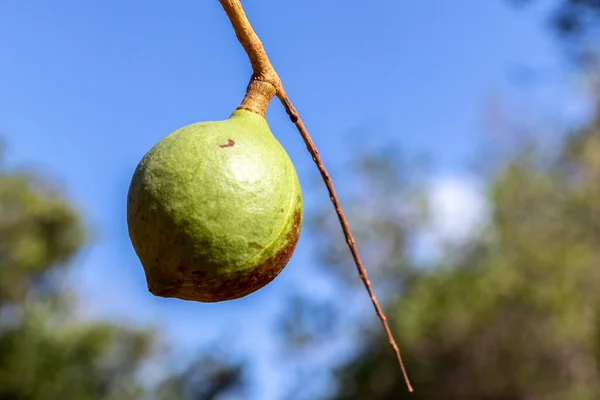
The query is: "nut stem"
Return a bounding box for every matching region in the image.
[237,79,276,117]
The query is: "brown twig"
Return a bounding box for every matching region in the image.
[217,0,414,393]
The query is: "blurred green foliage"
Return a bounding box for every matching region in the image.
[0,160,152,399]
[280,4,600,397]
[322,107,600,399]
[0,156,245,399]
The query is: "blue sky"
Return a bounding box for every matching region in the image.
[0,1,578,398]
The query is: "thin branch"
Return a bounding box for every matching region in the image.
[217,0,414,393]
[218,0,279,85]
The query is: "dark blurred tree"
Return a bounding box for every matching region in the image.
[0,157,152,399]
[314,101,600,398]
[0,153,246,399]
[510,0,600,67]
[156,354,246,400]
[271,4,600,398]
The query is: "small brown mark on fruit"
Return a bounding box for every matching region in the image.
[280,208,284,213]
[219,139,235,148]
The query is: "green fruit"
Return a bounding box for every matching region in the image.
[127,109,303,302]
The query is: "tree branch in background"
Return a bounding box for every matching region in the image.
[217,0,413,393]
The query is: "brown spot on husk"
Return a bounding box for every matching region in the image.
[150,209,302,303]
[219,139,235,148]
